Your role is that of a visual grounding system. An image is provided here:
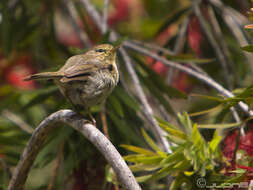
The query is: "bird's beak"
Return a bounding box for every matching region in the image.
[111,45,121,53]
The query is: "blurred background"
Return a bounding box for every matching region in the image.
[1,0,253,189]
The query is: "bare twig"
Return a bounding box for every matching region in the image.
[8,110,141,190]
[208,0,249,26]
[193,2,231,89]
[167,17,190,84]
[79,0,171,153]
[102,0,111,33]
[174,18,189,53]
[122,41,253,116]
[47,142,64,190]
[101,110,110,139]
[1,110,34,134]
[0,157,11,179]
[207,5,235,76]
[127,40,174,55]
[79,0,104,32]
[64,0,91,48]
[120,49,171,152]
[208,0,253,71]
[205,6,243,129]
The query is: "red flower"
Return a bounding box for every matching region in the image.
[4,55,36,90]
[222,125,253,178]
[187,16,204,57]
[109,0,131,26]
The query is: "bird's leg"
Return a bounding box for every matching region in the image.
[88,109,96,125]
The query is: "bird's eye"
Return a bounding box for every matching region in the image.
[108,64,113,71]
[96,49,104,53]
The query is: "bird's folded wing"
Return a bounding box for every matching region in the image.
[60,60,101,83]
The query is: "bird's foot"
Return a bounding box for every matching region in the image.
[88,112,96,126]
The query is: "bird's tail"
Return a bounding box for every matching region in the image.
[24,72,63,81]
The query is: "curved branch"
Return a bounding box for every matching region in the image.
[8,110,141,190]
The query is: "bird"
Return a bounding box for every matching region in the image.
[24,44,120,124]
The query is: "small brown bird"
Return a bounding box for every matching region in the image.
[24,44,120,123]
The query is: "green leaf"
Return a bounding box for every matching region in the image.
[192,124,205,148]
[166,134,186,144]
[135,174,153,183]
[190,94,224,102]
[108,112,143,145]
[156,117,178,129]
[129,163,161,172]
[218,174,245,188]
[1,6,12,56]
[177,112,193,135]
[197,122,242,129]
[22,86,58,109]
[166,54,215,64]
[34,127,73,167]
[121,145,155,155]
[152,160,190,180]
[114,87,139,111]
[141,128,163,153]
[124,155,163,164]
[157,7,189,34]
[170,174,192,190]
[107,95,124,118]
[241,45,253,53]
[189,104,223,117]
[159,122,187,139]
[160,147,184,165]
[208,130,221,152]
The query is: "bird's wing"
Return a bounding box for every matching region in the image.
[60,58,102,83]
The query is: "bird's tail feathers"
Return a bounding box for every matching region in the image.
[24,72,62,81]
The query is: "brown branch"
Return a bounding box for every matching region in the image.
[8,110,141,190]
[100,110,110,139]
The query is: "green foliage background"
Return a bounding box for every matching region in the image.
[0,0,253,189]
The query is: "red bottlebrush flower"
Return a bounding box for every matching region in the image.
[172,72,193,93]
[108,0,130,26]
[237,164,253,173]
[222,125,253,178]
[156,25,173,46]
[4,55,36,90]
[187,16,204,57]
[222,130,238,160]
[146,57,169,77]
[146,57,193,92]
[239,130,253,156]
